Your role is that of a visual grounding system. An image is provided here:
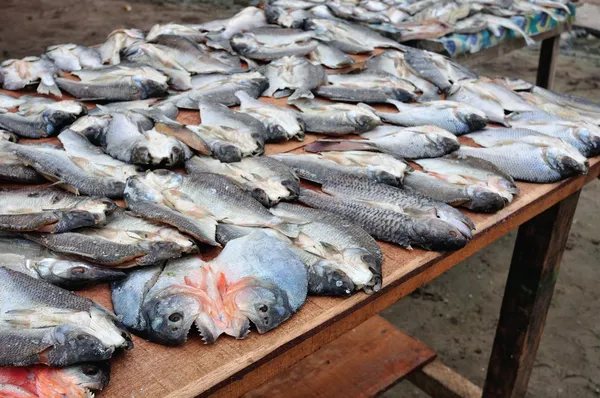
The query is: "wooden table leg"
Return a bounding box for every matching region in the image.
[483,190,581,398]
[536,35,560,90]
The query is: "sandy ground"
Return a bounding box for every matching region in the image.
[0,1,598,397]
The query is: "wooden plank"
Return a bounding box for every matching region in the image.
[244,315,436,398]
[483,190,582,398]
[408,359,483,398]
[536,35,560,89]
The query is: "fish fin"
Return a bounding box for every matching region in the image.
[288,89,314,102]
[37,81,62,97]
[304,139,377,153]
[272,222,300,238]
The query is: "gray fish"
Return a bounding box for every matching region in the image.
[0,142,48,184]
[403,49,478,91]
[454,14,489,34]
[235,90,304,142]
[308,42,355,69]
[290,98,381,135]
[1,56,61,96]
[186,124,261,163]
[0,233,125,289]
[371,99,488,135]
[202,6,268,45]
[408,155,520,213]
[518,92,599,125]
[0,267,132,367]
[272,151,410,186]
[1,141,126,198]
[44,44,103,72]
[314,71,417,104]
[167,70,268,108]
[271,203,383,293]
[25,208,197,268]
[231,26,318,60]
[98,29,145,65]
[365,50,441,100]
[146,24,206,42]
[0,129,17,142]
[262,55,327,102]
[0,100,87,138]
[306,125,460,158]
[455,143,588,183]
[0,186,115,233]
[265,6,312,29]
[113,231,306,344]
[299,188,468,251]
[186,156,299,206]
[0,93,26,110]
[492,77,534,92]
[305,18,406,53]
[199,99,267,144]
[530,86,600,118]
[447,82,507,125]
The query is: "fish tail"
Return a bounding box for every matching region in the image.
[288,89,314,102]
[37,81,62,97]
[272,222,300,238]
[304,139,376,153]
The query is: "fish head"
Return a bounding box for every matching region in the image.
[143,291,202,345]
[230,33,260,56]
[36,259,125,289]
[144,169,184,190]
[48,324,117,364]
[575,127,600,156]
[339,247,381,292]
[79,197,117,225]
[544,147,588,177]
[423,127,460,151]
[42,106,85,136]
[464,185,506,213]
[231,279,294,334]
[59,362,111,392]
[411,217,468,251]
[133,76,168,100]
[134,129,190,166]
[348,109,382,133]
[213,141,243,163]
[309,258,355,296]
[457,108,488,132]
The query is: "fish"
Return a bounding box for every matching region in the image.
[272,151,410,186]
[308,42,355,69]
[480,14,535,46]
[44,44,103,72]
[1,141,126,198]
[306,125,460,158]
[378,19,455,41]
[0,142,52,184]
[413,1,470,24]
[186,156,300,206]
[305,18,406,53]
[507,113,600,157]
[0,100,87,138]
[1,56,61,96]
[517,92,599,125]
[0,267,132,366]
[199,99,267,145]
[314,71,418,104]
[166,70,268,108]
[98,28,145,64]
[447,81,508,125]
[146,23,207,42]
[25,207,197,268]
[365,50,441,100]
[0,186,115,233]
[262,55,327,101]
[235,90,304,142]
[0,362,110,398]
[408,155,520,212]
[230,26,319,60]
[453,14,489,34]
[370,99,488,135]
[492,76,535,92]
[270,203,383,293]
[0,233,125,289]
[203,7,268,47]
[299,188,468,251]
[0,93,26,110]
[290,98,381,135]
[56,64,169,102]
[79,112,191,167]
[113,231,307,344]
[455,143,588,183]
[265,6,313,29]
[0,129,17,142]
[186,124,262,163]
[403,49,478,92]
[530,86,600,116]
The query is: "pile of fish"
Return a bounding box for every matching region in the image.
[0,4,598,395]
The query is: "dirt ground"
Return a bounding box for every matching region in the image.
[1,1,598,397]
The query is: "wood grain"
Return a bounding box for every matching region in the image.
[244,315,436,398]
[408,359,483,398]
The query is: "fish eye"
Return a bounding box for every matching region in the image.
[258,305,268,313]
[449,231,458,238]
[70,267,86,275]
[169,313,183,322]
[361,254,375,265]
[82,365,99,376]
[77,334,86,341]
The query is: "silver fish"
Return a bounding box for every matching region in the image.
[0,233,125,289]
[199,99,266,144]
[265,6,313,29]
[114,231,306,344]
[365,50,441,100]
[314,71,417,104]
[0,100,86,138]
[44,44,102,72]
[98,28,144,64]
[186,124,262,163]
[0,142,54,184]
[0,93,26,110]
[1,56,60,96]
[230,26,318,60]
[305,18,405,53]
[235,90,304,142]
[290,98,381,135]
[25,207,196,268]
[480,14,535,46]
[0,186,115,233]
[262,55,327,101]
[272,151,410,186]
[530,86,600,116]
[518,92,599,125]
[0,267,132,367]
[203,7,268,46]
[146,24,206,42]
[371,99,488,135]
[447,82,507,125]
[308,42,355,69]
[455,142,588,183]
[186,156,299,206]
[403,49,478,91]
[299,188,469,251]
[0,129,17,142]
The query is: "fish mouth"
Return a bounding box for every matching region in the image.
[465,186,506,213]
[464,113,489,132]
